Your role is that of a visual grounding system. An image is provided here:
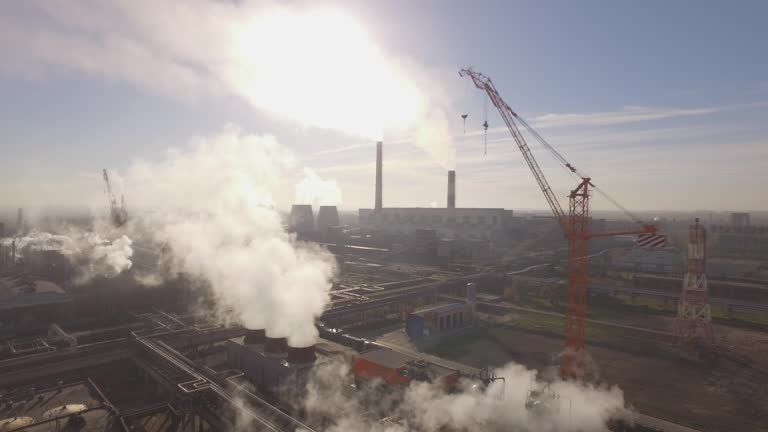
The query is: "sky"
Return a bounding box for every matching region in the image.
[0,0,767,214]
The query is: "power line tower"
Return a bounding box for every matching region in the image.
[675,218,714,346]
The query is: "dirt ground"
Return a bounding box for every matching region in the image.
[414,316,768,432]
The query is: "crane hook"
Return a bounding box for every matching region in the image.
[483,120,489,155]
[461,114,468,134]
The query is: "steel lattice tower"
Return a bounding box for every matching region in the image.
[675,218,714,346]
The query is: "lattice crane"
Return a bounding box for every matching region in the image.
[460,68,658,378]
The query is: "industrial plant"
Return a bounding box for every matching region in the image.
[2,100,766,430]
[0,3,767,431]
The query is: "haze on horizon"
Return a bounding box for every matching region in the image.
[1,0,767,214]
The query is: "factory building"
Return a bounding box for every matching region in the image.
[405,302,474,339]
[0,380,115,431]
[358,142,513,241]
[351,347,459,389]
[730,212,751,227]
[710,223,768,259]
[360,207,513,239]
[406,283,477,339]
[608,248,683,274]
[0,274,72,335]
[227,329,317,395]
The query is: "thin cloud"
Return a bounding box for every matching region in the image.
[530,102,768,129]
[531,106,720,128]
[458,101,768,134]
[313,142,371,156]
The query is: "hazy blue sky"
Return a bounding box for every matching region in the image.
[1,0,766,213]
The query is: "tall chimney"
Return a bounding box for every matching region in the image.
[375,141,383,211]
[447,170,456,209]
[16,208,23,234]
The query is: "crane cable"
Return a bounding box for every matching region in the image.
[515,112,645,226]
[483,93,490,155]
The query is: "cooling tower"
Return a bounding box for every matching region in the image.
[289,204,315,233]
[243,328,266,345]
[316,206,340,232]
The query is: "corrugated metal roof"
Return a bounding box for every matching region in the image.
[359,347,413,369]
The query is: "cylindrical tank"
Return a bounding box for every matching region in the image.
[466,282,477,303]
[0,416,35,431]
[243,328,266,345]
[264,336,288,357]
[287,345,317,366]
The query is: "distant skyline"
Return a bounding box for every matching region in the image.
[1,0,767,212]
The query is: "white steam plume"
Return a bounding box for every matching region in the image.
[2,229,133,283]
[294,168,343,207]
[1,1,456,168]
[124,127,336,347]
[297,359,626,432]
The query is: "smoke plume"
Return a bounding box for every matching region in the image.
[2,229,134,283]
[294,168,343,207]
[1,0,457,168]
[297,359,626,432]
[124,127,336,347]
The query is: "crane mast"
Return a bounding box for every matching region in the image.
[460,68,655,378]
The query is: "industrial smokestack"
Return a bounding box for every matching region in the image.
[264,336,288,357]
[287,345,317,367]
[375,141,382,211]
[447,170,456,209]
[316,206,340,232]
[243,328,266,345]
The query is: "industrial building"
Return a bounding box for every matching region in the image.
[405,302,474,339]
[608,248,684,274]
[0,379,115,432]
[406,283,477,339]
[358,141,514,251]
[730,212,751,227]
[710,223,768,258]
[0,274,72,336]
[351,346,459,389]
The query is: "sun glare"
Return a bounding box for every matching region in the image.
[230,8,425,140]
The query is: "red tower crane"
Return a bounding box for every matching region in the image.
[675,218,714,346]
[460,68,658,378]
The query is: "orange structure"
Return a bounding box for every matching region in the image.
[460,68,657,378]
[675,218,714,346]
[351,347,459,389]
